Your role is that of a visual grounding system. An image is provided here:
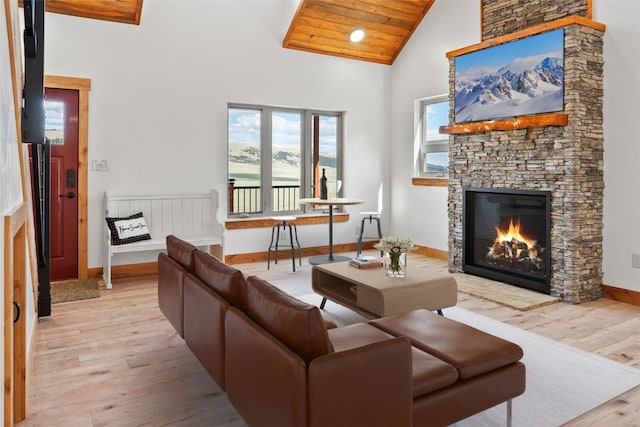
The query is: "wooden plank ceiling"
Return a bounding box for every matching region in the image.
[283,0,435,65]
[19,0,143,25]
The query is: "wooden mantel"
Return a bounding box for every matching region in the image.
[441,15,605,135]
[440,113,568,135]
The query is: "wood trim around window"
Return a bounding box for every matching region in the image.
[225,213,349,229]
[412,178,448,187]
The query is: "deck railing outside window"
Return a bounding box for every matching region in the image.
[228,181,300,214]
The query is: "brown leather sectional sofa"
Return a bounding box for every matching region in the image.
[158,235,526,427]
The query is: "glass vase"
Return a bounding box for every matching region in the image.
[384,251,407,278]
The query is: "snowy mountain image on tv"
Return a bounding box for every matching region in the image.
[454,29,564,123]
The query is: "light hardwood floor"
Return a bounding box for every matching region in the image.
[16,253,640,426]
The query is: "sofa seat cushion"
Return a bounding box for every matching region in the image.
[328,322,394,352]
[370,309,523,380]
[329,323,458,397]
[194,250,247,309]
[244,276,333,364]
[323,317,338,329]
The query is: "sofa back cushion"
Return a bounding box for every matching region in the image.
[244,275,333,364]
[183,274,229,390]
[193,250,247,309]
[166,235,198,274]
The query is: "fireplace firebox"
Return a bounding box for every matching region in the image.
[462,187,551,294]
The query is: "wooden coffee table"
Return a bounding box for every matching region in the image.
[311,261,457,318]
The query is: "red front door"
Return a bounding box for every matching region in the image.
[46,88,79,281]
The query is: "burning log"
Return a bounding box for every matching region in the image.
[512,238,528,251]
[487,241,505,259]
[486,220,545,271]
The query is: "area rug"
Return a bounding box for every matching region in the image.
[447,306,640,426]
[297,294,640,426]
[51,279,100,304]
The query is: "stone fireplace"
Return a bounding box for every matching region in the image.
[445,0,605,303]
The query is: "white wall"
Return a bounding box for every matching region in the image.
[44,0,391,265]
[390,0,640,292]
[389,0,479,251]
[594,0,640,290]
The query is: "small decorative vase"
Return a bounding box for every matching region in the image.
[384,251,407,278]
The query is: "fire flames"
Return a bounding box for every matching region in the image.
[487,219,543,270]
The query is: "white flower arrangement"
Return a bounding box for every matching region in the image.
[374,236,415,277]
[374,236,416,254]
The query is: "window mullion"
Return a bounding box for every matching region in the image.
[262,107,273,215]
[300,110,309,202]
[302,110,312,202]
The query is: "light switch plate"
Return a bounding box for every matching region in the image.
[91,160,110,171]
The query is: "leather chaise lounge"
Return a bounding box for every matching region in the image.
[158,235,526,427]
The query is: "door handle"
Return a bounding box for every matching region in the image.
[59,192,76,199]
[13,301,20,324]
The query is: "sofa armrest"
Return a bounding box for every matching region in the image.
[157,253,185,337]
[308,337,413,427]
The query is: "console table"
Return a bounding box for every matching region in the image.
[311,261,458,318]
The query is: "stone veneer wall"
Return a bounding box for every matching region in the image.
[447,1,605,303]
[481,0,590,40]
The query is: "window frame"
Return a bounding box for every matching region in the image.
[227,103,343,217]
[415,94,450,180]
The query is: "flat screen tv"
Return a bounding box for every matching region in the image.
[454,28,564,124]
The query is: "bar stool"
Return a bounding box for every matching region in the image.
[357,184,384,256]
[267,216,302,271]
[356,212,383,257]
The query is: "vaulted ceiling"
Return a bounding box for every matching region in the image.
[22,0,433,64]
[283,0,435,65]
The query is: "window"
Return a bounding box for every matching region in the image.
[416,95,449,178]
[45,100,64,145]
[228,104,342,216]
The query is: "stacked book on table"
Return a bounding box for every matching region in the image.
[348,255,383,269]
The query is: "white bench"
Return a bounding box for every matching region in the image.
[103,190,224,289]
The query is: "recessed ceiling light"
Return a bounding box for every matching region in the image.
[349,29,365,43]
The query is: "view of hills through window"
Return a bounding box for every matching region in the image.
[228,107,338,213]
